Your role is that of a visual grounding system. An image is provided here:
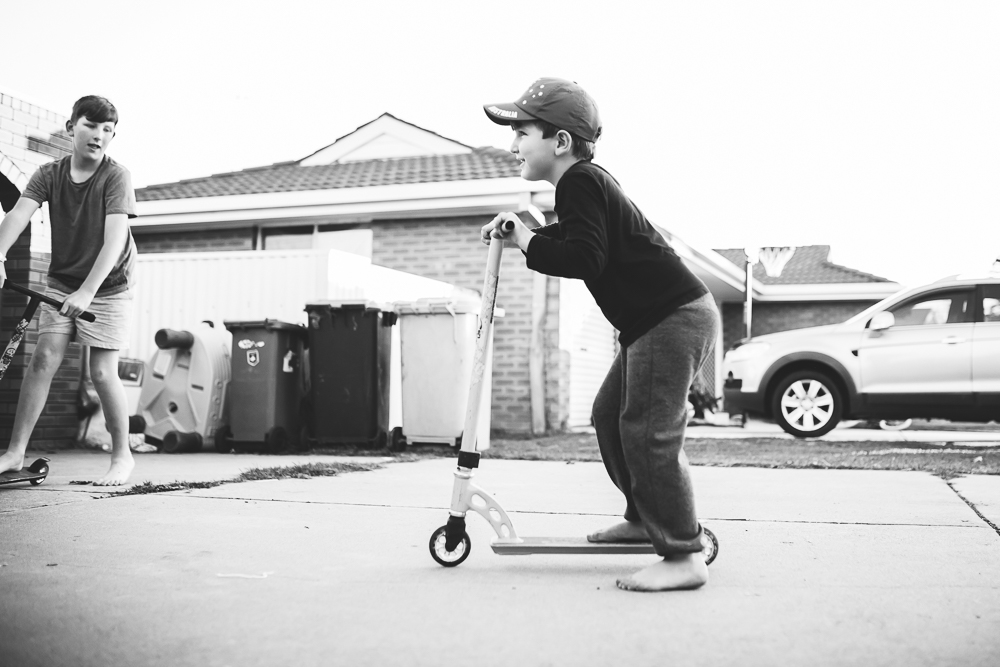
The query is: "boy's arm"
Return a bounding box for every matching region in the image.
[0,198,42,287]
[60,214,129,318]
[523,178,608,281]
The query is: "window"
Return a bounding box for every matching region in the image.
[982,284,1000,323]
[261,226,313,250]
[889,290,973,326]
[260,225,373,258]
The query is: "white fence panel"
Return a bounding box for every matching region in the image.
[559,279,616,429]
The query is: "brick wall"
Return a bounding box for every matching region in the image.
[133,227,255,253]
[0,92,71,190]
[371,216,562,433]
[0,91,77,448]
[721,300,879,354]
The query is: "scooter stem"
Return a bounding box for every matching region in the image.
[458,235,505,453]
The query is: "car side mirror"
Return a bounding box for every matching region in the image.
[870,312,895,331]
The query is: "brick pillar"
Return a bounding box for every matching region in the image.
[0,235,82,448]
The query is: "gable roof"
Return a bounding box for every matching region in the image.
[137,113,520,202]
[714,245,891,285]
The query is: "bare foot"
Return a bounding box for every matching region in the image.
[587,520,650,543]
[93,454,135,487]
[616,553,709,592]
[0,451,26,475]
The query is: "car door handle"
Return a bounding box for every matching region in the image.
[941,336,965,344]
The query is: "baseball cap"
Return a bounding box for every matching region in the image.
[484,78,602,143]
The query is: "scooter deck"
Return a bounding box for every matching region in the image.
[0,458,51,487]
[491,536,655,555]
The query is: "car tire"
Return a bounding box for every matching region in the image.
[771,369,843,438]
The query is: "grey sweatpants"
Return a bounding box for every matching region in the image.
[592,293,720,557]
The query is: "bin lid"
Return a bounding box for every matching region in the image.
[304,299,391,313]
[224,319,306,332]
[394,296,504,317]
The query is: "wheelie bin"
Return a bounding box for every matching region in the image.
[391,296,497,451]
[304,300,396,448]
[220,320,308,453]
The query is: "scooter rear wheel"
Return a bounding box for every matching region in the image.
[702,527,719,566]
[429,525,471,567]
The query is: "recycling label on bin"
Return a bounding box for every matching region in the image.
[238,339,265,367]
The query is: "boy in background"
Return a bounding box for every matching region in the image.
[481,78,719,591]
[0,95,138,486]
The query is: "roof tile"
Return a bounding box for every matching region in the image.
[136,147,520,202]
[714,246,890,284]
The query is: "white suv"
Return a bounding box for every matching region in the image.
[723,275,1000,437]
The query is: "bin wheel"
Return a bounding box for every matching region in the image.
[702,527,719,566]
[265,427,289,453]
[389,427,406,452]
[164,431,203,454]
[429,525,471,567]
[214,425,233,453]
[296,425,313,452]
[373,429,388,450]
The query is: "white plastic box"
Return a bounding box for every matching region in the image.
[137,322,232,452]
[394,297,500,450]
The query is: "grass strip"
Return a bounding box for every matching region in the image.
[316,433,1000,479]
[112,461,382,496]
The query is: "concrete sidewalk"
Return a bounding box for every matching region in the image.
[1,449,998,667]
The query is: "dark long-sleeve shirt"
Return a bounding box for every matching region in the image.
[525,160,708,348]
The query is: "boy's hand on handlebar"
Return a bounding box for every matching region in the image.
[61,288,96,320]
[0,261,6,289]
[480,213,530,250]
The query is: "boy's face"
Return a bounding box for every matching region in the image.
[510,123,559,182]
[68,115,116,162]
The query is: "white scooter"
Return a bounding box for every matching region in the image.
[428,221,719,567]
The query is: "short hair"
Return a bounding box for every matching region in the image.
[511,119,596,160]
[70,96,119,125]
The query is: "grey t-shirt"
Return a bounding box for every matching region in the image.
[23,155,138,296]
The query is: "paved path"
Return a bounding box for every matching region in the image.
[1,450,998,666]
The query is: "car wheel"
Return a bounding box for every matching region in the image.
[771,369,843,438]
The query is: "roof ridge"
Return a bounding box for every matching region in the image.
[296,113,473,165]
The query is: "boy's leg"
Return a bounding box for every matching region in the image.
[88,347,134,486]
[615,294,719,591]
[0,333,72,474]
[588,351,648,542]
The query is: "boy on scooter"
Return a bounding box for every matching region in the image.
[481,78,720,591]
[0,95,138,486]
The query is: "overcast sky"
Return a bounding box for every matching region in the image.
[5,0,998,287]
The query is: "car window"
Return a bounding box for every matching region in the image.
[889,290,973,326]
[983,284,1000,323]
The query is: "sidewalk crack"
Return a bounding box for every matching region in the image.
[944,479,1000,537]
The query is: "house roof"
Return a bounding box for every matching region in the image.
[713,246,891,285]
[136,146,520,202]
[136,114,521,202]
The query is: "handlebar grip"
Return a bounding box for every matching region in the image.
[154,328,195,350]
[2,281,97,322]
[500,220,515,233]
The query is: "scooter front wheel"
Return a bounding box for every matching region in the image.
[702,527,719,566]
[429,525,471,567]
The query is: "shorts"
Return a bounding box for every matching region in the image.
[38,286,134,350]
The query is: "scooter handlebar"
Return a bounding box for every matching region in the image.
[1,281,97,322]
